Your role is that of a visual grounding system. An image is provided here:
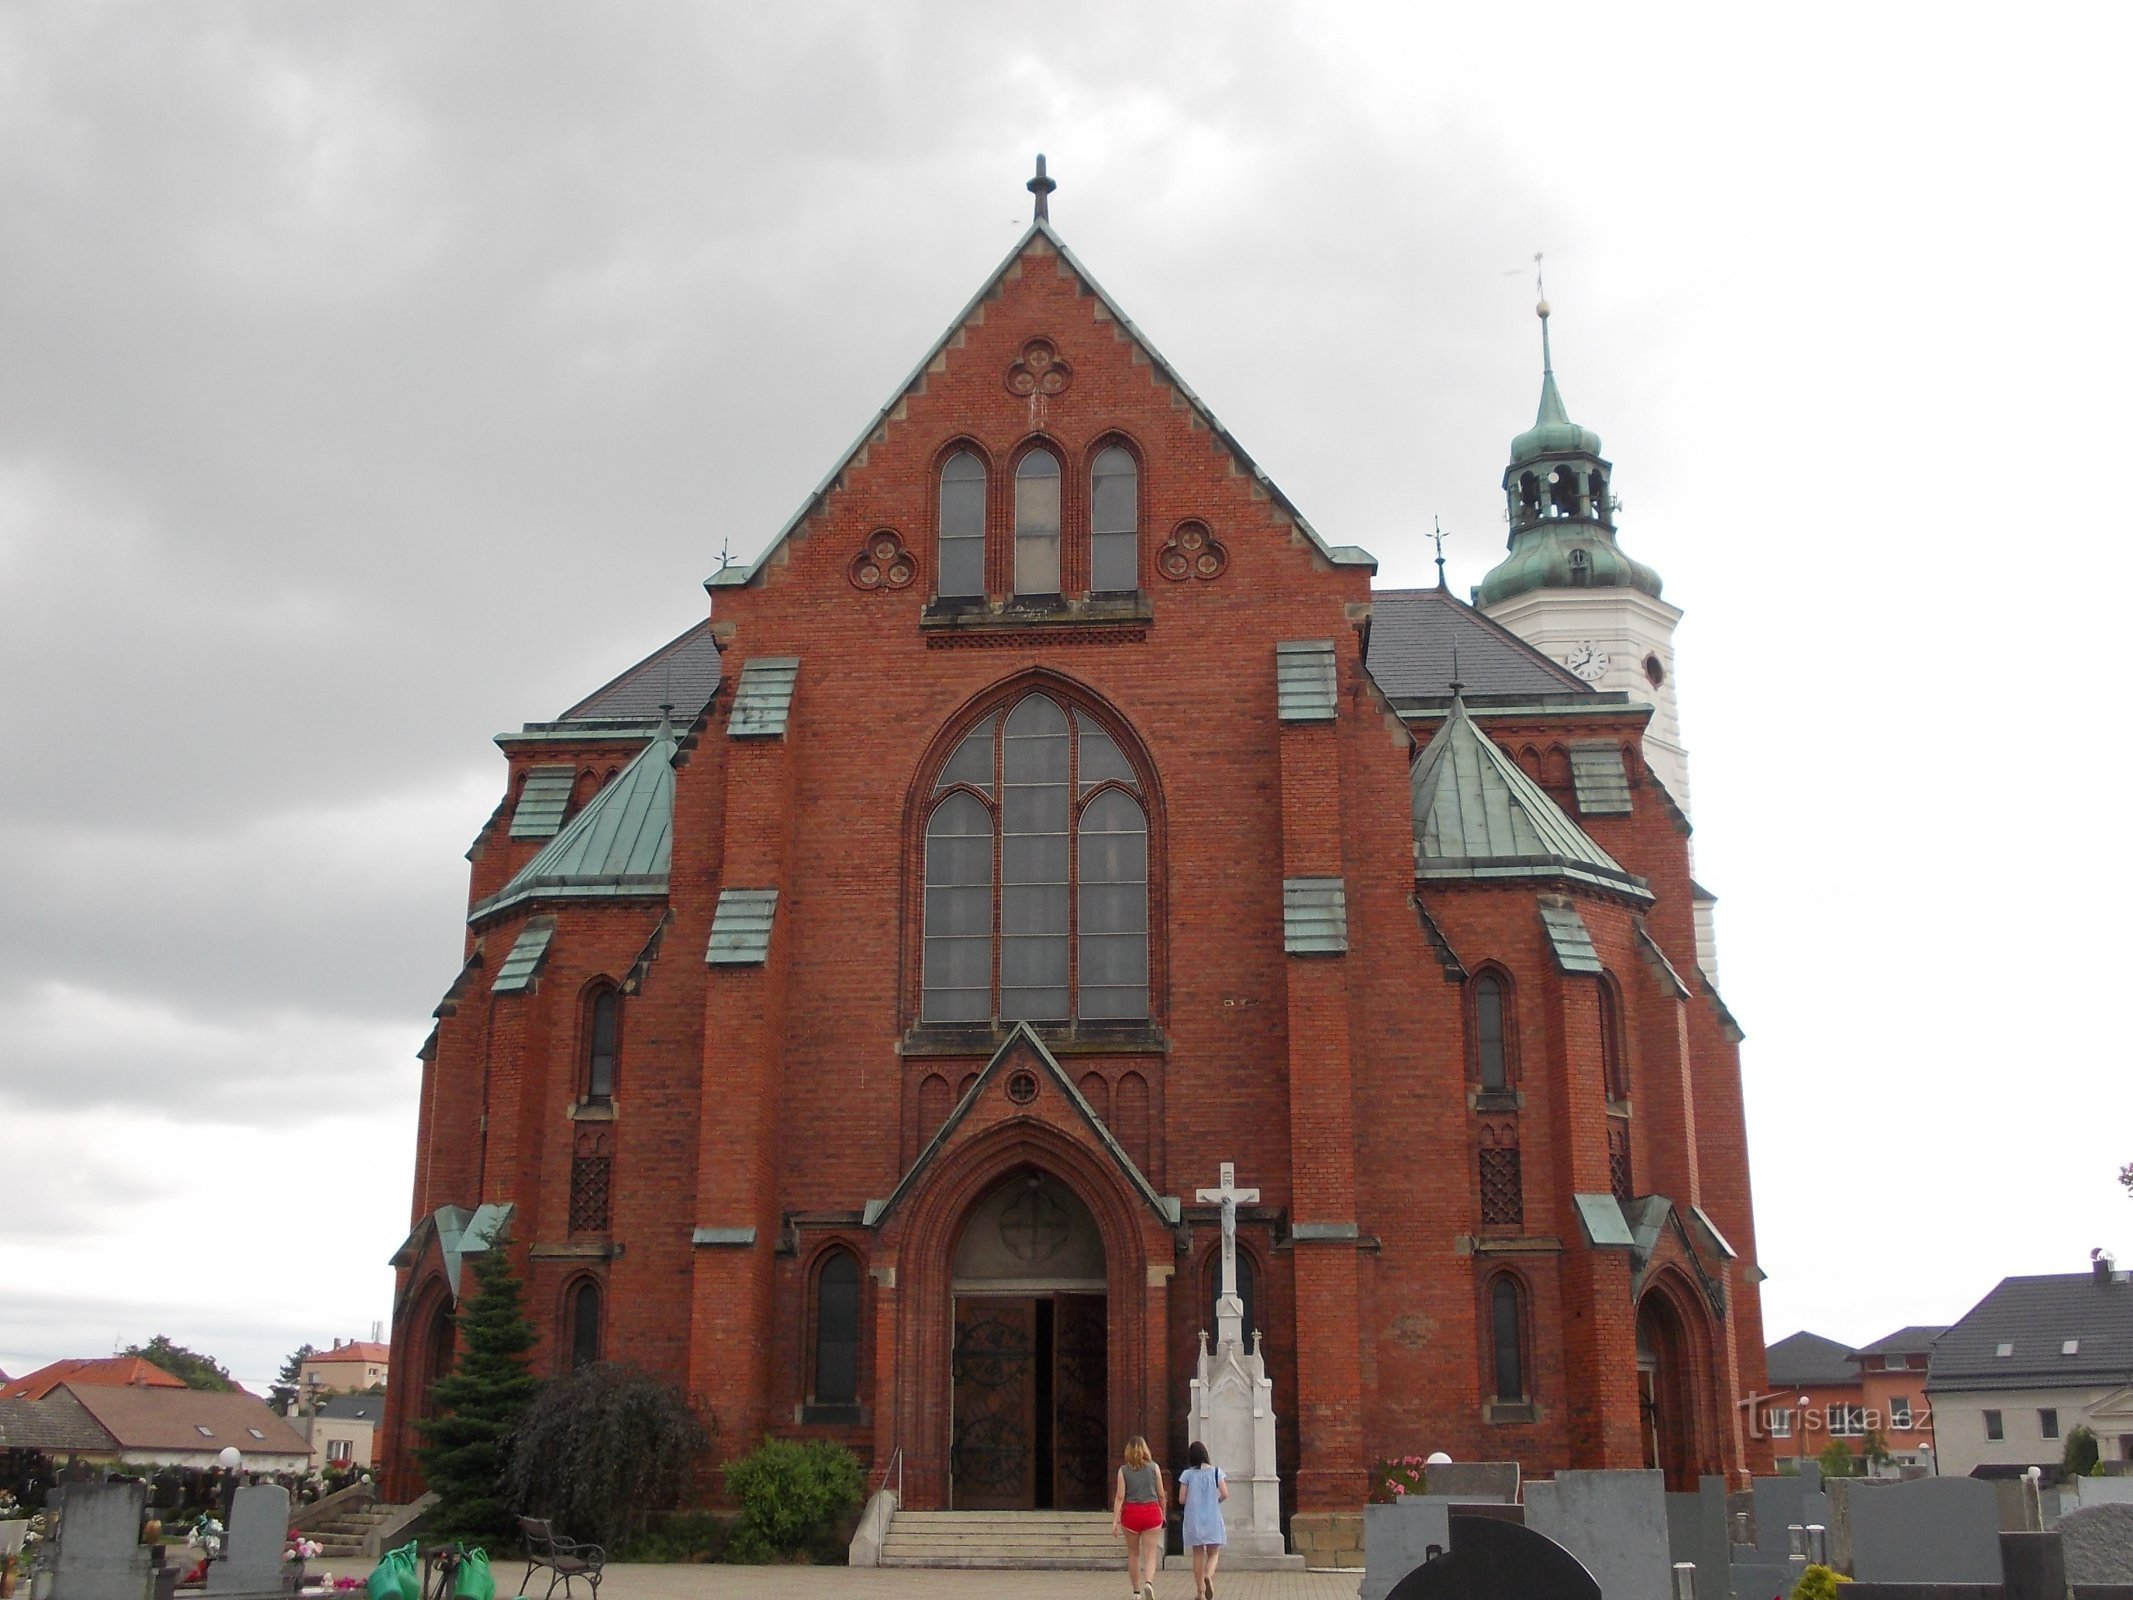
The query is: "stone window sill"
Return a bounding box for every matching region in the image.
[920,593,1152,636]
[1470,1088,1523,1114]
[1484,1400,1537,1425]
[569,1100,616,1122]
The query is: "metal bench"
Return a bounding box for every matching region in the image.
[513,1519,604,1600]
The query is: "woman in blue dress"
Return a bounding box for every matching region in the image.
[1176,1440,1229,1600]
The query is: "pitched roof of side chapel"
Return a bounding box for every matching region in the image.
[471,718,678,923]
[1367,586,1594,704]
[1410,694,1651,901]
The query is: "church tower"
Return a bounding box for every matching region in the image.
[1477,297,1690,817]
[1477,294,1727,980]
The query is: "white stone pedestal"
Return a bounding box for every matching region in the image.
[1184,1294,1299,1569]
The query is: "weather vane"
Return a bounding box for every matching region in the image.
[1431,516,1449,589]
[718,537,732,571]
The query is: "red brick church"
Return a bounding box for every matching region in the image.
[381,163,1773,1524]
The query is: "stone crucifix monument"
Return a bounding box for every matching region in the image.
[1189,1161,1292,1565]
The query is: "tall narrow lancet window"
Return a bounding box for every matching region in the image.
[1491,1277,1525,1400]
[1015,448,1062,596]
[1076,785,1148,1018]
[1598,977,1627,1101]
[920,694,1151,1025]
[923,789,994,1022]
[1090,446,1138,592]
[1000,696,1070,1018]
[568,1279,601,1369]
[813,1250,861,1406]
[1474,973,1508,1090]
[939,450,986,597]
[585,987,619,1103]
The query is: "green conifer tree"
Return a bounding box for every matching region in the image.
[415,1234,537,1547]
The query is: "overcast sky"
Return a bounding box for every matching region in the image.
[2,3,2126,1396]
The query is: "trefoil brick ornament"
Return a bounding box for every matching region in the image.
[848,529,917,591]
[1158,519,1229,581]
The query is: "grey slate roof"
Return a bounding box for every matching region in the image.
[0,1389,116,1452]
[1410,696,1652,901]
[316,1393,384,1422]
[1366,586,1593,704]
[1929,1273,2133,1392]
[1854,1324,1949,1358]
[1766,1330,1860,1388]
[558,621,722,724]
[474,722,677,922]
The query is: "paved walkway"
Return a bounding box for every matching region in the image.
[595,1562,1361,1598]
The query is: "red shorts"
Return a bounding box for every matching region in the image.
[1120,1502,1163,1534]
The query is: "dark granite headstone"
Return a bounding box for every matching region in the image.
[1385,1512,1601,1600]
[1848,1477,2002,1583]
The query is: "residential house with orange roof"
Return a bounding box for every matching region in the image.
[298,1340,389,1396]
[0,1356,188,1402]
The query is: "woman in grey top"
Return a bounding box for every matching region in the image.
[1111,1433,1167,1600]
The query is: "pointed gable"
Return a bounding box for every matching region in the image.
[710,221,1375,595]
[472,721,677,922]
[864,1023,1177,1230]
[1410,695,1651,901]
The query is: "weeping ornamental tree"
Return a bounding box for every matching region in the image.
[502,1363,711,1547]
[415,1237,537,1547]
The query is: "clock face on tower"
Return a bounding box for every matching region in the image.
[1566,642,1610,682]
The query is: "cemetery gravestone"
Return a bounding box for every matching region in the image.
[2057,1503,2133,1588]
[1845,1477,2001,1584]
[1361,1477,1520,1600]
[1385,1512,1601,1600]
[1526,1470,1674,1600]
[1665,1476,1731,1600]
[50,1480,154,1600]
[204,1486,291,1598]
[1425,1463,1520,1501]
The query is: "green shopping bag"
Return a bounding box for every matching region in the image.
[452,1548,495,1600]
[366,1541,419,1600]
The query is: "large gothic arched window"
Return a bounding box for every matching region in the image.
[922,693,1149,1024]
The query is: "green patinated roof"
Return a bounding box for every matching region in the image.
[1283,877,1349,954]
[1275,641,1338,723]
[706,888,779,965]
[1510,315,1603,465]
[729,658,799,739]
[491,920,554,993]
[1538,898,1603,974]
[1574,1192,1635,1248]
[1476,525,1664,608]
[509,765,575,839]
[473,722,676,923]
[1409,696,1652,901]
[1568,743,1632,816]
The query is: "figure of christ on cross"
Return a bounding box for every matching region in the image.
[1196,1161,1260,1344]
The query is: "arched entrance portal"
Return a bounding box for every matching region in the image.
[1636,1289,1698,1491]
[950,1170,1108,1510]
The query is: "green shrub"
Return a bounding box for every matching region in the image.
[2063,1425,2100,1482]
[721,1439,864,1563]
[1793,1563,1850,1600]
[1816,1440,1858,1479]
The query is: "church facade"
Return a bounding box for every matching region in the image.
[381,172,1772,1524]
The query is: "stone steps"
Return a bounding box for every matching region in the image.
[879,1510,1128,1569]
[299,1506,398,1559]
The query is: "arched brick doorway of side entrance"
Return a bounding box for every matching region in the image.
[1637,1272,1718,1490]
[875,1118,1172,1511]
